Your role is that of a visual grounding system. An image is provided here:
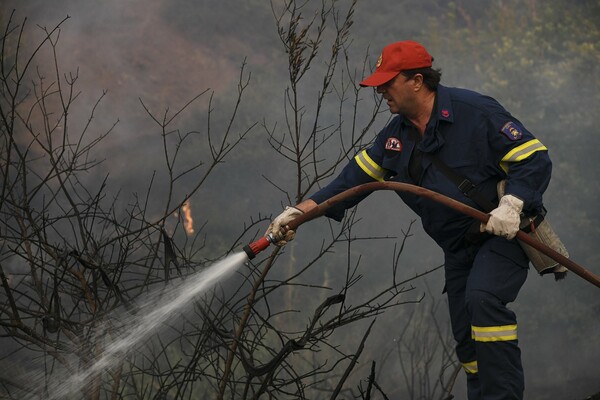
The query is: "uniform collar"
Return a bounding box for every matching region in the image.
[398,85,453,128]
[435,85,454,123]
[419,86,451,153]
[395,85,452,153]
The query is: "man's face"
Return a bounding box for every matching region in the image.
[376,73,415,115]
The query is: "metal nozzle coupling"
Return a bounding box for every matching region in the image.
[243,233,277,260]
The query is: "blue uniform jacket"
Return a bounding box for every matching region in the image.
[310,85,552,252]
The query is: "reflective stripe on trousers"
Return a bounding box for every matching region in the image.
[445,236,529,400]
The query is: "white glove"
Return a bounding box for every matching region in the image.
[480,194,524,240]
[266,206,304,245]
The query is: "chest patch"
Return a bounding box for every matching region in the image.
[500,121,523,141]
[385,137,402,152]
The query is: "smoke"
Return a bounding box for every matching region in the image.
[2,0,599,398]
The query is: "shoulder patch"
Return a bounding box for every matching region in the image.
[385,137,402,151]
[500,121,523,141]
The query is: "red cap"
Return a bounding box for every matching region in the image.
[360,41,433,87]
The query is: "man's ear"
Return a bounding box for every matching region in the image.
[412,74,424,91]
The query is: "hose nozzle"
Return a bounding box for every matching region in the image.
[243,233,278,260]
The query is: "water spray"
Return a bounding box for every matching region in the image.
[32,252,248,400]
[243,181,600,289]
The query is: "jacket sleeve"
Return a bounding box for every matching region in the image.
[485,100,552,214]
[310,134,391,221]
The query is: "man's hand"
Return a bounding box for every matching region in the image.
[266,206,304,246]
[480,194,524,240]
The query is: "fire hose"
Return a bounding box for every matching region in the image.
[244,181,600,289]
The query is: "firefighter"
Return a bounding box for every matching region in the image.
[267,40,552,399]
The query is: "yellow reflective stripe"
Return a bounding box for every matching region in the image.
[472,324,517,342]
[499,139,548,173]
[502,139,548,162]
[354,150,386,182]
[462,360,478,374]
[463,361,478,374]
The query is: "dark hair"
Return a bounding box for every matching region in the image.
[401,67,442,91]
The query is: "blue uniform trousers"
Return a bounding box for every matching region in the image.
[445,236,529,400]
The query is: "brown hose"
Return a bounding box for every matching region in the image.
[287,181,600,289]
